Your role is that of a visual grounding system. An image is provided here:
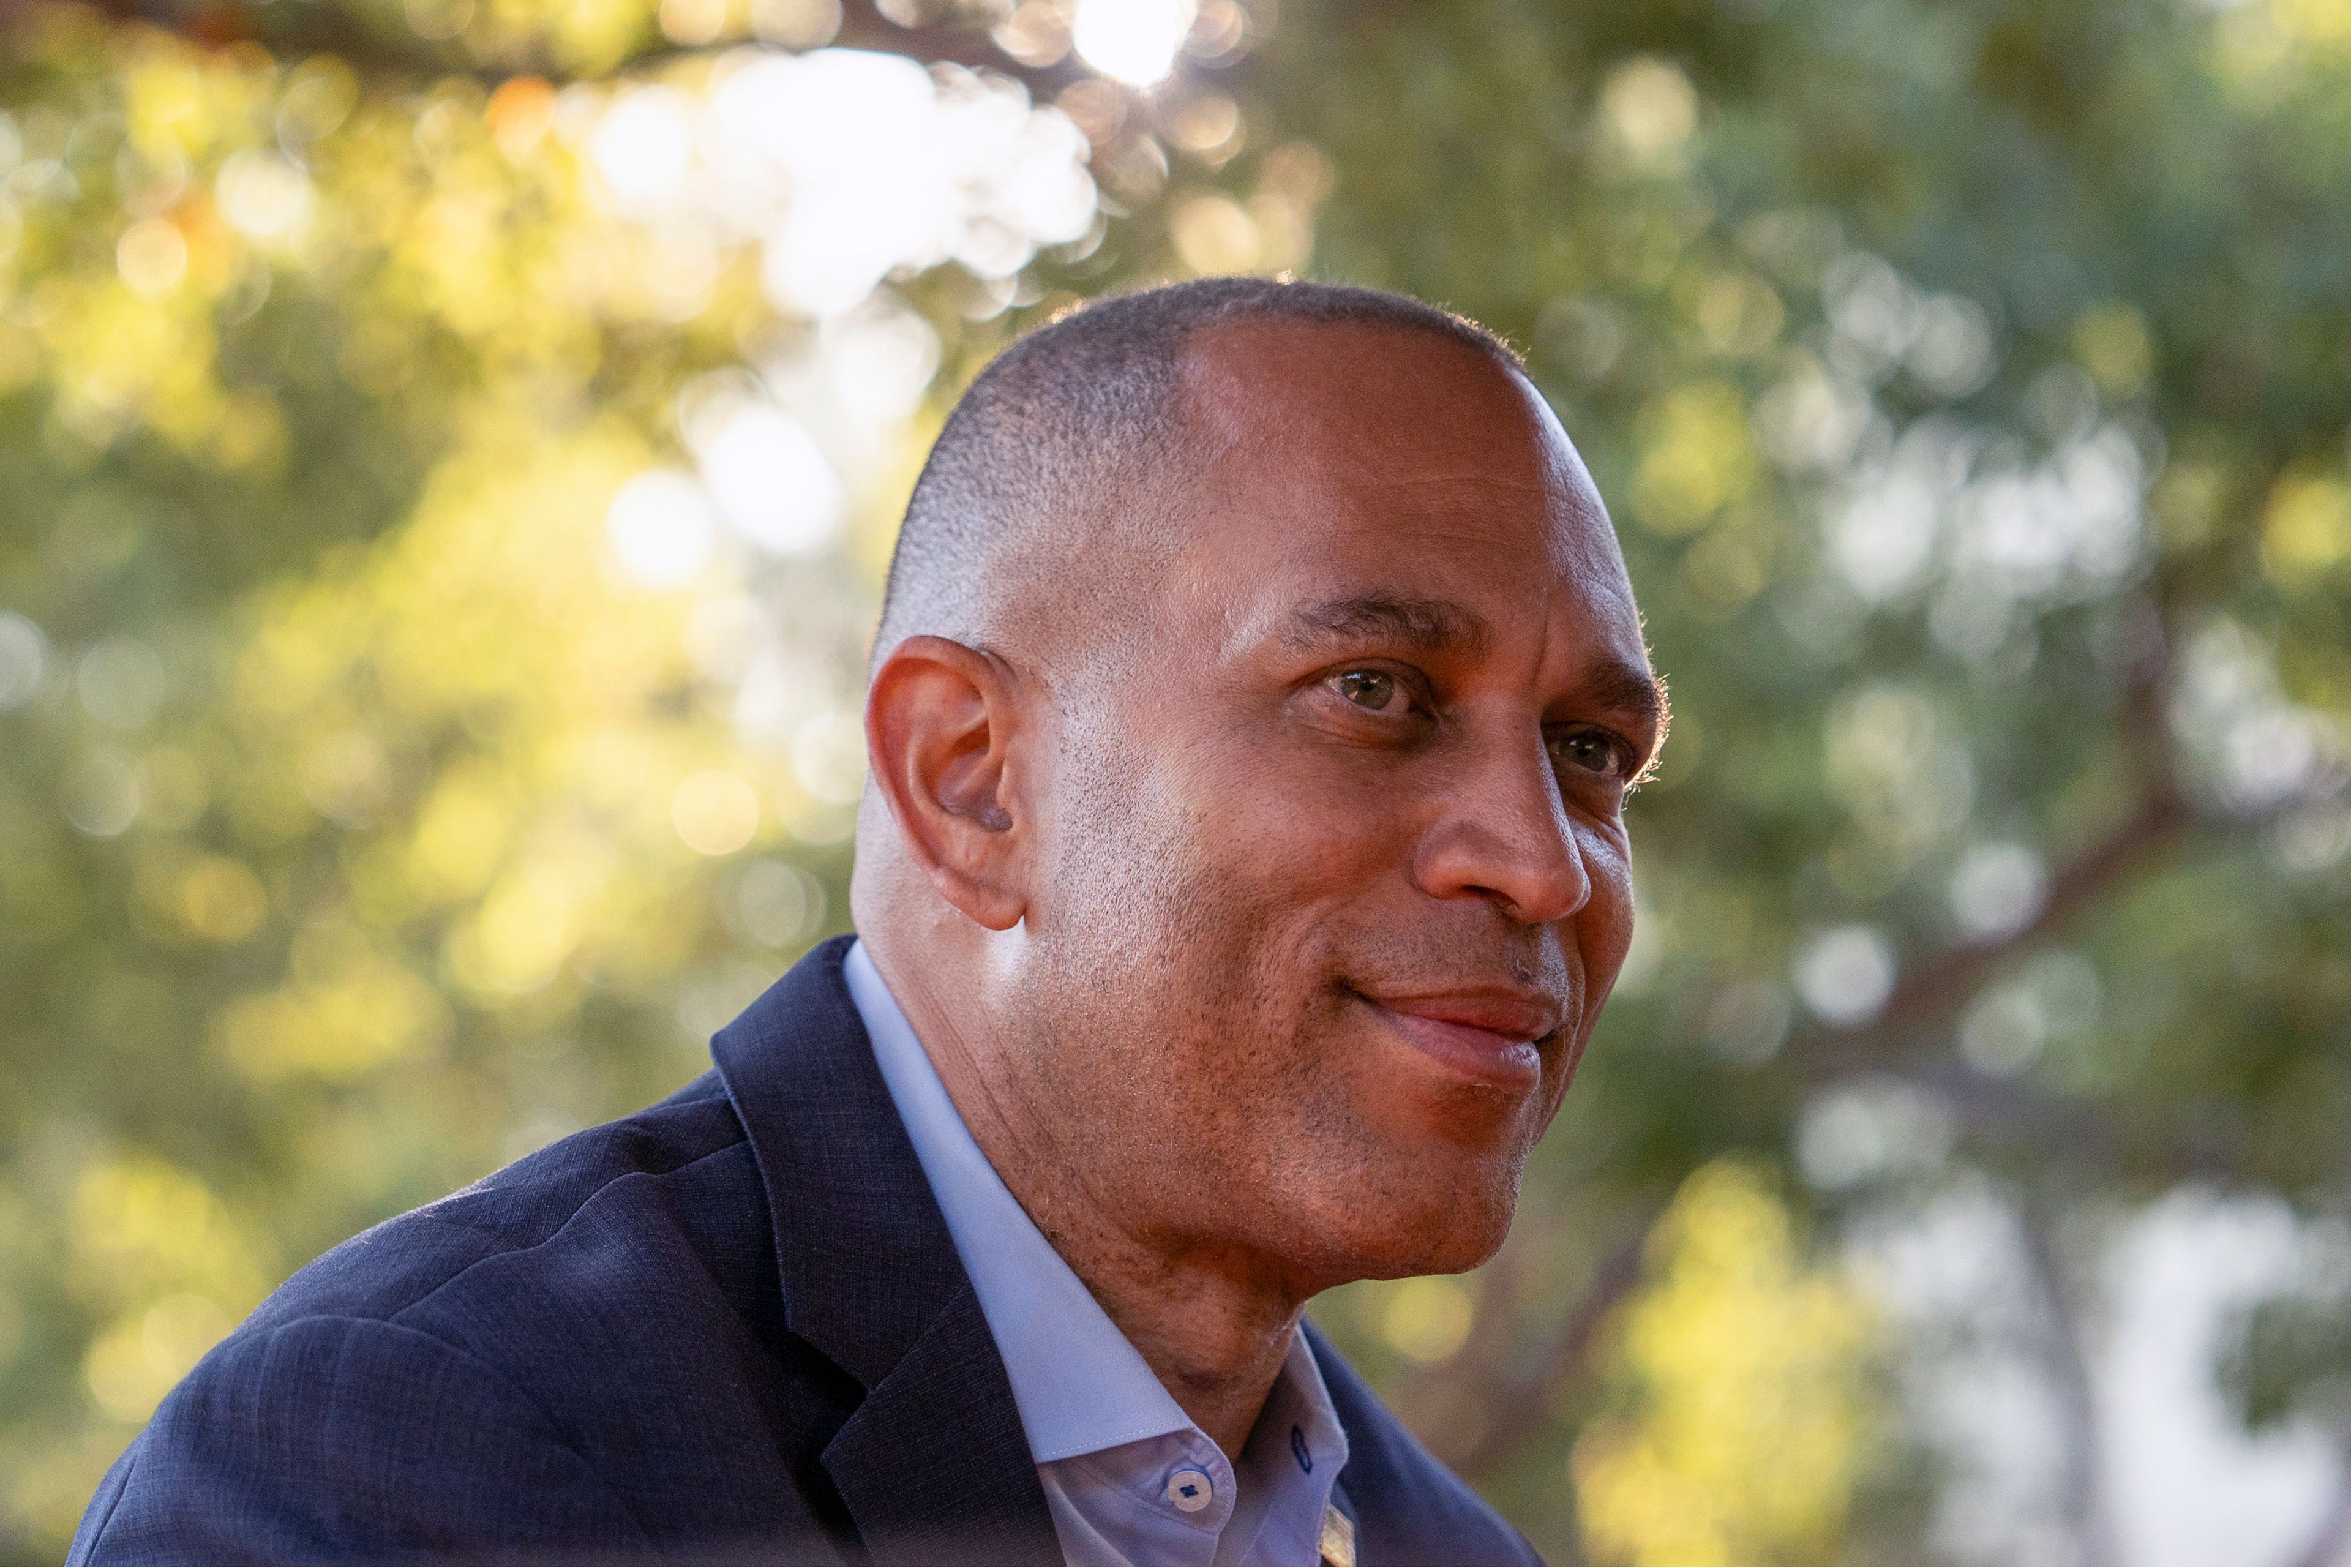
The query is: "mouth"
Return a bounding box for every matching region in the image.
[1348,986,1559,1093]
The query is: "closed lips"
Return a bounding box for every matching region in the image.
[1350,986,1562,1093]
[1361,989,1561,1042]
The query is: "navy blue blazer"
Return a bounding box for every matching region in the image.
[72,937,1540,1565]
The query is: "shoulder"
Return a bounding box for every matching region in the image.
[73,1073,812,1563]
[242,1070,760,1336]
[1306,1319,1543,1567]
[71,1311,652,1562]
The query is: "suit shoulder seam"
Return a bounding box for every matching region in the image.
[374,1127,753,1321]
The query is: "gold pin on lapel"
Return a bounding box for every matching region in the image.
[1319,1502,1357,1568]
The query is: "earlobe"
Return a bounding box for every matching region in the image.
[864,635,1029,931]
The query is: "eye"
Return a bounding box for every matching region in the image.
[1332,669,1408,714]
[1550,727,1631,779]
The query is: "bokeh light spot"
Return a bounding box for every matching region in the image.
[750,0,843,48]
[1794,925,1896,1027]
[177,855,269,943]
[85,1294,232,1423]
[115,219,186,296]
[606,469,720,588]
[592,86,697,220]
[674,769,761,855]
[701,405,844,555]
[659,0,729,46]
[64,750,141,838]
[732,858,826,948]
[1380,1276,1474,1364]
[1169,189,1259,273]
[486,76,558,162]
[216,151,313,239]
[1599,56,1698,170]
[77,636,166,730]
[0,610,48,708]
[2262,473,2351,588]
[1948,841,2048,940]
[1073,0,1198,87]
[792,710,868,805]
[1796,1080,1951,1190]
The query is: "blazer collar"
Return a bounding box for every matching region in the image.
[711,936,1060,1566]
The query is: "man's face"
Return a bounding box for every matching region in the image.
[1013,321,1660,1288]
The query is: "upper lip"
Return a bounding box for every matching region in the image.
[1357,986,1564,1043]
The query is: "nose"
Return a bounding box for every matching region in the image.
[1412,730,1592,926]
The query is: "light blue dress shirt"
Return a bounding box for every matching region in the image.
[844,941,1349,1568]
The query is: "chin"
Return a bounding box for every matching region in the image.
[1286,1147,1524,1284]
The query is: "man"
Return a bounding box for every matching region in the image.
[71,277,1665,1565]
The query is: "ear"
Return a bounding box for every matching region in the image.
[863,634,1031,931]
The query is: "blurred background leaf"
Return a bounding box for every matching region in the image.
[4,0,2350,1561]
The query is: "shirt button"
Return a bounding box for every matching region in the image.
[1166,1466,1214,1513]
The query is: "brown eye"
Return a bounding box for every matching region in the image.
[1334,669,1401,711]
[1551,729,1626,778]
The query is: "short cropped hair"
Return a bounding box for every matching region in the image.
[875,277,1523,661]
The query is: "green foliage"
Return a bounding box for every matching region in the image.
[6,0,2351,1559]
[2224,1291,2351,1433]
[1571,1163,1880,1567]
[1268,0,2351,1557]
[0,2,1302,1549]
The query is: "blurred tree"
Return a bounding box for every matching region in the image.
[0,0,1279,1545]
[4,0,2350,1561]
[1570,1162,1880,1567]
[1272,0,2351,1560]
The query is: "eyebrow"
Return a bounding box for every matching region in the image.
[1284,593,1494,657]
[1582,657,1670,735]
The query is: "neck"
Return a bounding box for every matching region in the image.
[1021,1199,1305,1462]
[868,934,1305,1460]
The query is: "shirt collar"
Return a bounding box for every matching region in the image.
[846,939,1194,1463]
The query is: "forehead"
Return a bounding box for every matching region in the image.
[1168,320,1644,664]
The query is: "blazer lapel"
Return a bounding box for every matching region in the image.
[820,1281,1063,1566]
[713,937,1059,1566]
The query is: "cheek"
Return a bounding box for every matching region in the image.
[1205,730,1419,867]
[1087,719,1415,951]
[1044,732,1343,1022]
[1570,827,1638,1007]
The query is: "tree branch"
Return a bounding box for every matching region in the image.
[1894,1054,2245,1184]
[1783,607,2335,1185]
[6,0,1085,96]
[1788,579,2203,1080]
[1793,778,2193,1077]
[2019,1193,2121,1567]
